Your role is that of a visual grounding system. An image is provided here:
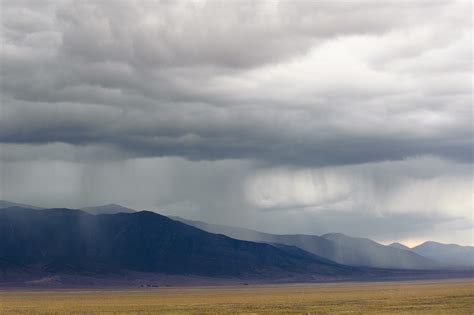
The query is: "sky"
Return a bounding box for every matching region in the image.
[0,0,472,246]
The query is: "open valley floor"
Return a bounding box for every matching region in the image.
[0,278,473,314]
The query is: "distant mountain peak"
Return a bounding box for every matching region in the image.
[412,241,474,267]
[415,240,473,249]
[389,242,411,250]
[321,232,345,238]
[321,233,379,245]
[80,204,136,215]
[0,200,43,210]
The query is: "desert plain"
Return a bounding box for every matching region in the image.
[0,278,473,314]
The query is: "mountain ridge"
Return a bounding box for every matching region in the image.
[1,200,470,271]
[389,242,411,250]
[173,217,440,270]
[411,241,474,267]
[0,207,358,281]
[80,204,136,215]
[0,200,44,210]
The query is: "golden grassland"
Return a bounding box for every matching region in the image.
[0,278,473,314]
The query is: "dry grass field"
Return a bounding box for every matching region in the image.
[0,278,472,314]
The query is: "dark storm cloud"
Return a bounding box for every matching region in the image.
[1,0,471,166]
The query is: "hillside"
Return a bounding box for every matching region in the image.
[389,242,411,251]
[80,204,136,215]
[0,207,356,280]
[412,241,474,268]
[174,217,440,270]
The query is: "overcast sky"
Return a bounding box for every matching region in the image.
[0,0,472,246]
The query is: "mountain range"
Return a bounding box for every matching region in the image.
[0,207,359,280]
[167,217,473,269]
[0,201,472,285]
[171,217,455,269]
[403,242,473,268]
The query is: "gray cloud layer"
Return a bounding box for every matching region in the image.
[0,0,472,245]
[1,0,472,166]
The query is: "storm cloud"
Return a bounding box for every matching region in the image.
[0,0,472,245]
